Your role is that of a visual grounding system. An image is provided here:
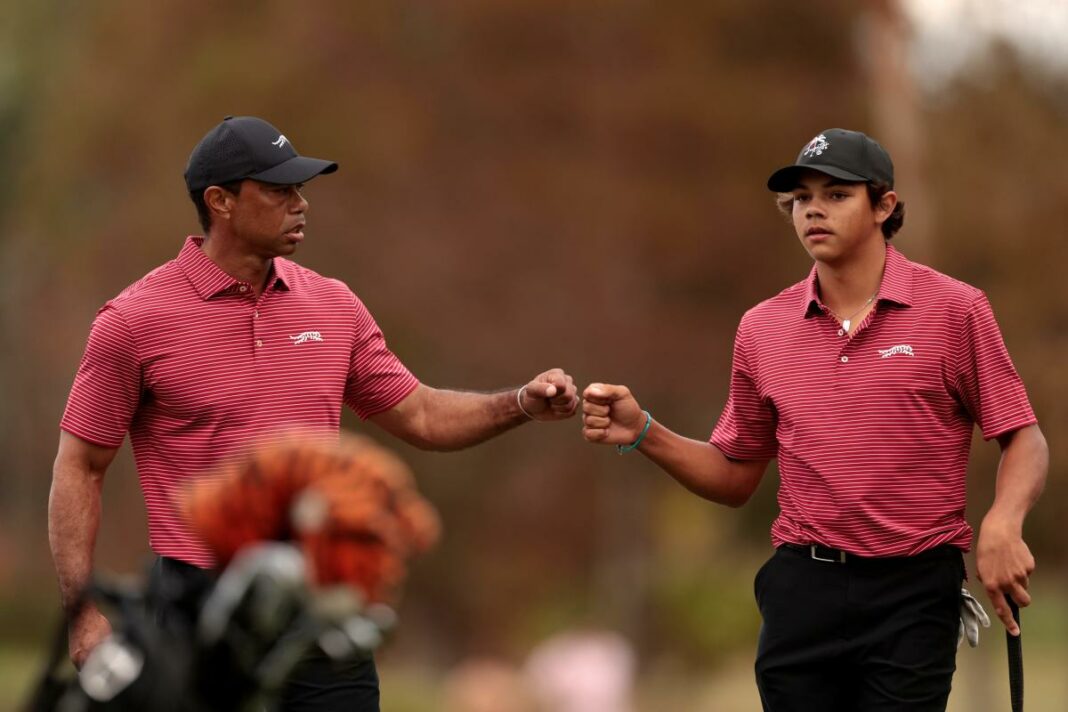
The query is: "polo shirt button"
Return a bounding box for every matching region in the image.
[239,285,248,292]
[840,355,848,363]
[837,329,844,337]
[253,310,259,318]
[255,339,263,347]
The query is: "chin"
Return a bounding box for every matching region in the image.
[803,244,843,264]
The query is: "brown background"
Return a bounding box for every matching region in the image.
[1,1,1064,708]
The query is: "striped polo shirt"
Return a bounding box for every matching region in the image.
[711,245,1036,557]
[61,236,419,567]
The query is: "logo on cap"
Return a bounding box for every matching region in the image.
[271,134,289,149]
[802,134,829,157]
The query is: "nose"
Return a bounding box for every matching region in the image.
[291,187,308,212]
[805,200,826,219]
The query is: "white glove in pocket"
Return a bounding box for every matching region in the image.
[958,587,991,648]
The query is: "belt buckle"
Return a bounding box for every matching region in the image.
[810,544,846,563]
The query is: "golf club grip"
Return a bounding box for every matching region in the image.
[1006,596,1023,712]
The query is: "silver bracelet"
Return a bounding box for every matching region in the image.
[517,385,536,420]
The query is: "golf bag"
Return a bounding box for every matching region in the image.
[26,433,439,711]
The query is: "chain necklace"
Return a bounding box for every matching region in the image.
[828,292,877,333]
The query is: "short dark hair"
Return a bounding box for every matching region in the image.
[189,179,245,233]
[773,180,906,240]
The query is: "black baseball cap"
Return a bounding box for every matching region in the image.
[184,116,338,193]
[766,128,893,192]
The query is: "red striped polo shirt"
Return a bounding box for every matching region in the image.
[711,245,1036,557]
[61,236,419,567]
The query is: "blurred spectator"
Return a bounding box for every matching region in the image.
[523,631,636,712]
[443,657,534,712]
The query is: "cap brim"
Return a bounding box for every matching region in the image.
[249,156,338,185]
[766,164,868,192]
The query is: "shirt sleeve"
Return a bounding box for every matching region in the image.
[60,305,142,448]
[952,293,1037,440]
[709,324,778,460]
[344,295,420,419]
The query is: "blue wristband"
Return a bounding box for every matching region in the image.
[617,410,652,454]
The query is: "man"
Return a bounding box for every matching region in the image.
[49,115,579,711]
[581,128,1047,711]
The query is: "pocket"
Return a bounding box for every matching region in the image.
[947,550,965,600]
[753,552,777,608]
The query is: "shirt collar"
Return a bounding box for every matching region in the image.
[878,244,914,307]
[177,236,292,300]
[801,243,914,318]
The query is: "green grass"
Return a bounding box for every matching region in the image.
[4,582,1065,712]
[5,646,1063,711]
[0,647,49,710]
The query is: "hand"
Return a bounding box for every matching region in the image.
[976,515,1034,636]
[582,383,646,445]
[519,368,578,421]
[68,604,112,668]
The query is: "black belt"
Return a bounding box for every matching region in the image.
[780,543,961,565]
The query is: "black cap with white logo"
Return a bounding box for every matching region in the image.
[184,116,338,193]
[766,128,893,192]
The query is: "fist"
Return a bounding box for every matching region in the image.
[582,383,646,445]
[520,368,579,422]
[69,605,112,669]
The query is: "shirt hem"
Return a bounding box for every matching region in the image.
[981,416,1038,442]
[59,423,125,450]
[357,377,421,420]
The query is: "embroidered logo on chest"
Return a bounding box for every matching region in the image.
[877,344,914,358]
[289,331,324,345]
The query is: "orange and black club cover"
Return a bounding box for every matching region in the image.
[184,433,440,604]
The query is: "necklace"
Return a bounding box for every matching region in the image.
[829,292,877,333]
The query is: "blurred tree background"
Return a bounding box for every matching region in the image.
[1,0,1064,709]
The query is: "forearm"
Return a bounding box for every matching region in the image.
[637,421,765,507]
[974,424,1047,629]
[983,424,1048,531]
[395,386,528,451]
[48,463,104,613]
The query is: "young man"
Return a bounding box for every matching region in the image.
[581,128,1047,711]
[49,115,579,711]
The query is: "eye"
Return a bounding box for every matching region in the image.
[793,194,811,204]
[831,191,849,200]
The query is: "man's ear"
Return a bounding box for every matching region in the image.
[874,190,898,224]
[204,185,237,223]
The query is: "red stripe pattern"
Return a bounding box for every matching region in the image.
[61,236,419,566]
[711,246,1036,557]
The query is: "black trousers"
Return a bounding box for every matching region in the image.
[148,556,380,711]
[754,545,964,712]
